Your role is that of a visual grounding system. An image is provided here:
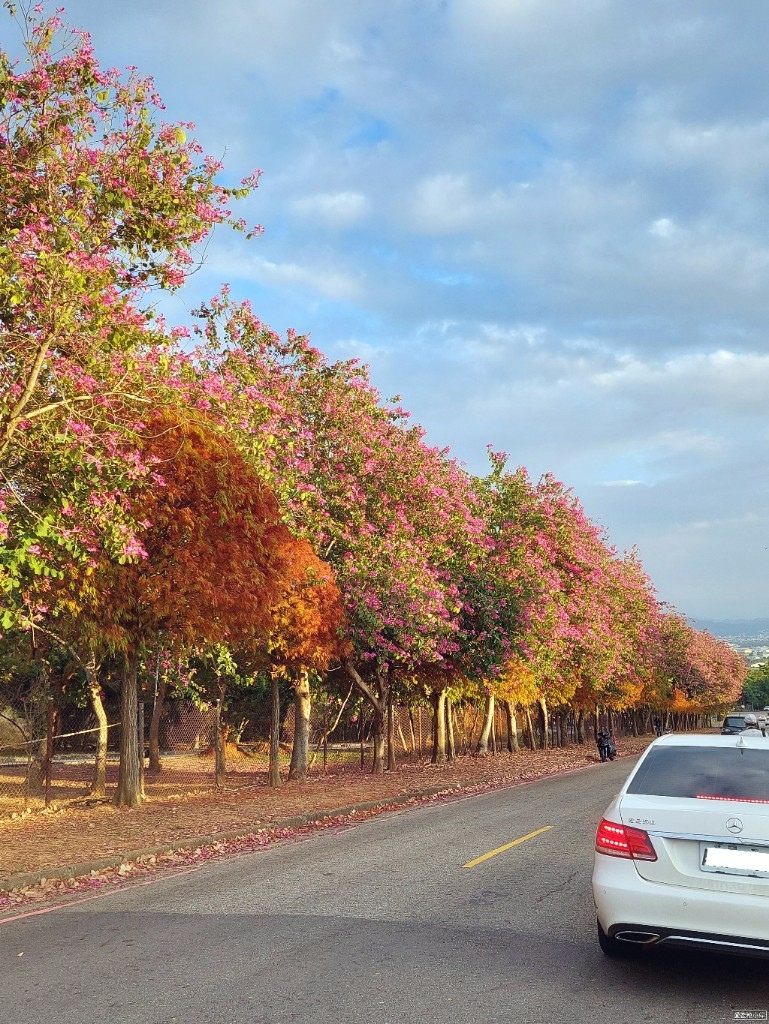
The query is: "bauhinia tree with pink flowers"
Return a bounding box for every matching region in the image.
[179,305,743,759]
[0,4,258,624]
[476,456,610,746]
[653,609,745,720]
[568,550,662,737]
[475,452,675,746]
[0,3,267,801]
[186,295,524,771]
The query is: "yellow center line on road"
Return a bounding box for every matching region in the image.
[462,826,553,868]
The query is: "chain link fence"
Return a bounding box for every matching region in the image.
[0,700,445,817]
[1,698,379,817]
[0,695,660,819]
[0,701,219,818]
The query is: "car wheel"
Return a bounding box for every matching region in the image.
[597,919,634,958]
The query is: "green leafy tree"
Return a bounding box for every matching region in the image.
[744,661,769,710]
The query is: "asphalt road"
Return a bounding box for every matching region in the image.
[3,757,769,1024]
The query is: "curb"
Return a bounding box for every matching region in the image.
[0,782,463,894]
[0,746,647,896]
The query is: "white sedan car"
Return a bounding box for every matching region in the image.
[593,732,769,959]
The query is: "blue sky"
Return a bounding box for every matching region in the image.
[9,1,769,621]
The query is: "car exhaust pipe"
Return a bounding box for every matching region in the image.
[615,930,661,945]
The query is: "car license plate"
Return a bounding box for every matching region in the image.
[701,843,769,877]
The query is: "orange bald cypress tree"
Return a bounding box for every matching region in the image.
[97,411,290,806]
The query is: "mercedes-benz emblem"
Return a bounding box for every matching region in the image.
[726,817,744,834]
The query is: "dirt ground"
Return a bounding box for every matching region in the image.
[0,734,656,909]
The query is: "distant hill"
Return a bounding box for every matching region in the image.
[695,618,769,639]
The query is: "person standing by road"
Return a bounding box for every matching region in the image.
[740,713,766,737]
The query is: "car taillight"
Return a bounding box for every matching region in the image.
[595,817,657,861]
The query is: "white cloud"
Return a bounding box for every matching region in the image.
[335,337,379,363]
[649,217,676,238]
[653,429,725,456]
[212,251,364,304]
[594,350,769,415]
[16,0,769,620]
[601,480,648,488]
[408,174,480,234]
[291,191,369,229]
[629,111,769,184]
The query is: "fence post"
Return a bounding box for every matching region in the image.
[138,700,145,797]
[44,698,55,807]
[215,681,226,789]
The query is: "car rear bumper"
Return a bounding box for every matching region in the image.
[593,854,769,955]
[603,922,769,958]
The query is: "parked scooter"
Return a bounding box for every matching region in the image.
[596,729,617,762]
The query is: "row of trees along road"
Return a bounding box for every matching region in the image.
[0,5,746,805]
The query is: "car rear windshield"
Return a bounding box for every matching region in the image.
[627,746,769,802]
[723,716,746,728]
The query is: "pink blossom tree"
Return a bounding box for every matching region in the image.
[0,4,258,622]
[476,452,667,746]
[187,295,513,771]
[655,610,745,721]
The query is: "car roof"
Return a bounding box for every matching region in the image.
[647,733,767,748]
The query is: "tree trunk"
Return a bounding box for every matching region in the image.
[467,702,480,753]
[43,698,55,807]
[446,696,456,762]
[431,689,447,764]
[456,704,468,754]
[215,678,226,789]
[576,708,586,745]
[524,705,536,750]
[88,676,109,797]
[408,708,417,755]
[396,716,410,755]
[148,674,168,773]
[268,673,282,788]
[114,647,144,807]
[367,704,384,774]
[340,659,388,775]
[504,700,519,752]
[25,664,49,795]
[288,670,312,781]
[386,685,396,771]
[476,692,494,755]
[308,682,353,771]
[538,697,549,750]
